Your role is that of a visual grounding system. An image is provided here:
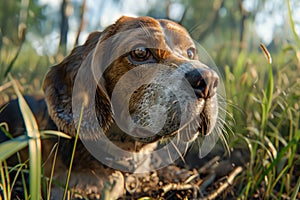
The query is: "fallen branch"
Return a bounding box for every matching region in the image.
[200,166,243,200]
[161,183,194,196]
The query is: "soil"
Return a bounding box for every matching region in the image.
[117,144,250,200]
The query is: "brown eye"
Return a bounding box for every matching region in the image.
[187,47,196,59]
[133,47,148,58]
[129,47,153,63]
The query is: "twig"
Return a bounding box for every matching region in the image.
[161,183,194,195]
[184,172,199,184]
[200,166,243,200]
[0,82,12,93]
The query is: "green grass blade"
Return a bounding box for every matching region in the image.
[8,74,42,200]
[252,132,300,193]
[286,0,300,47]
[259,44,274,130]
[0,135,28,161]
[40,130,72,139]
[3,39,25,77]
[62,102,84,200]
[9,162,28,199]
[0,125,29,199]
[265,64,274,119]
[0,161,9,200]
[46,143,59,200]
[291,176,300,200]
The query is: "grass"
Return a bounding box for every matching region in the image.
[0,3,299,200]
[10,73,42,200]
[222,42,300,198]
[237,6,300,199]
[0,76,71,199]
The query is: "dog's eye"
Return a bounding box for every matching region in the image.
[130,47,150,60]
[187,48,196,59]
[129,47,154,63]
[132,47,149,58]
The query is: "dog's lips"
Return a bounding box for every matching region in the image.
[132,97,218,143]
[117,83,219,143]
[198,98,218,136]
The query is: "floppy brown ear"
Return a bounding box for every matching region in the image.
[43,16,137,136]
[42,32,103,136]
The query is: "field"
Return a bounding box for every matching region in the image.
[0,3,299,200]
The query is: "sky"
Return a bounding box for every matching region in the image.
[34,0,152,54]
[243,0,300,44]
[34,0,300,55]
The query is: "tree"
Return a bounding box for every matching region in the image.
[59,0,70,55]
[0,1,46,47]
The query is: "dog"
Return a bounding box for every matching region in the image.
[0,16,220,199]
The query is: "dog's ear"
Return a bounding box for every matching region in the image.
[43,32,104,135]
[42,16,137,136]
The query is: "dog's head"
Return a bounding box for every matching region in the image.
[43,16,220,152]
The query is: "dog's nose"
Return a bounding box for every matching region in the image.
[184,68,219,99]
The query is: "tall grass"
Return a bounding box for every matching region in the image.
[0,76,71,199]
[220,10,300,198]
[10,74,42,200]
[222,46,299,199]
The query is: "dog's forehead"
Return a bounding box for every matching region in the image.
[157,19,195,50]
[112,16,194,50]
[115,17,188,36]
[115,16,161,31]
[117,16,187,31]
[158,19,189,35]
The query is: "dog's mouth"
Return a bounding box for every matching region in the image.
[125,84,219,143]
[167,97,219,143]
[130,104,218,144]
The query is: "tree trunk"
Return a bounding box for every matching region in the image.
[196,0,224,41]
[59,0,70,55]
[239,0,248,51]
[74,0,86,47]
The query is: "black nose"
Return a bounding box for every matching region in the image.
[184,68,219,99]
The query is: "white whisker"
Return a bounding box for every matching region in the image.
[170,137,186,164]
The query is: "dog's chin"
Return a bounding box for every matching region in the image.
[126,97,218,145]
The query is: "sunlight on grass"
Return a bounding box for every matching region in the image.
[9,74,42,200]
[62,102,84,200]
[0,77,72,199]
[0,135,28,161]
[232,39,300,200]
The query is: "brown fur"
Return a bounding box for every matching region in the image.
[1,16,220,199]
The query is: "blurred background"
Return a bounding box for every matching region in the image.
[1,0,299,61]
[0,0,299,199]
[0,0,299,92]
